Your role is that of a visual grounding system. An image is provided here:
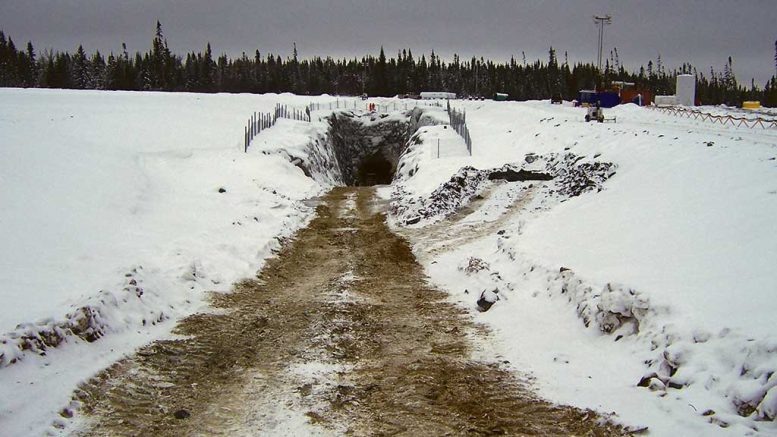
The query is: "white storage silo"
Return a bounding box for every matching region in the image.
[676,74,696,106]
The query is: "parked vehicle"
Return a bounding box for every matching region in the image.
[585,104,605,123]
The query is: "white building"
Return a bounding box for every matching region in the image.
[420,92,456,100]
[676,74,696,106]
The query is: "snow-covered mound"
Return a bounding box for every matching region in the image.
[389,99,777,435]
[0,89,338,434]
[390,150,615,226]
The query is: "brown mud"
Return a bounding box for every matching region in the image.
[74,186,627,436]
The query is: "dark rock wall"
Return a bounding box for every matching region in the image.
[327,111,411,186]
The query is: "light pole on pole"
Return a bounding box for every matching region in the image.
[593,14,612,73]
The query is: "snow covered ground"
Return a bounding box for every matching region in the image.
[389,99,777,435]
[2,89,776,435]
[0,89,336,435]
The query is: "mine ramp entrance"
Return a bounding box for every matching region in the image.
[356,152,393,186]
[327,111,409,186]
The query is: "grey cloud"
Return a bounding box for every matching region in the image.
[1,0,775,84]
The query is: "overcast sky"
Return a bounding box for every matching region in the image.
[1,0,776,85]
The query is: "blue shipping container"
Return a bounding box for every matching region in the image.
[578,90,620,108]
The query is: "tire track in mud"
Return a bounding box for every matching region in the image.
[399,181,540,264]
[73,187,627,436]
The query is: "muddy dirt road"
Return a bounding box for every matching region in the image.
[75,187,626,436]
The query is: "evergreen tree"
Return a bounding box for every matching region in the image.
[24,41,37,86]
[547,46,561,97]
[375,46,387,95]
[201,43,215,91]
[90,51,106,89]
[765,77,777,107]
[72,45,90,88]
[0,26,770,104]
[0,33,19,85]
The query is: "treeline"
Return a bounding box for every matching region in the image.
[1,23,776,106]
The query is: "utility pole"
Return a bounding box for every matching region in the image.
[593,14,612,73]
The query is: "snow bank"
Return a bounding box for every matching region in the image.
[0,89,335,435]
[390,146,614,228]
[390,99,777,435]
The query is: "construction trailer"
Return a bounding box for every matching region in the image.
[620,89,652,106]
[420,92,456,100]
[611,81,652,106]
[654,95,678,106]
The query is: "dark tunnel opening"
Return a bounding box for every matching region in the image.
[327,112,411,186]
[356,152,394,186]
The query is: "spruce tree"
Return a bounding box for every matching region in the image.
[376,46,387,95]
[23,41,37,86]
[548,46,561,98]
[72,45,89,89]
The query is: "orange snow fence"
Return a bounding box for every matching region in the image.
[646,105,777,130]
